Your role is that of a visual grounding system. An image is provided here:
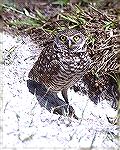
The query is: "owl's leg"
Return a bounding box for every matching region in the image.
[62,89,69,104]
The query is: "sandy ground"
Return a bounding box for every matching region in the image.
[1,32,119,149]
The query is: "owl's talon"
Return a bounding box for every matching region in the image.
[62,89,69,104]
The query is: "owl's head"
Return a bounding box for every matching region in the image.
[54,29,86,53]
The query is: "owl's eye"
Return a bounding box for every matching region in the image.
[59,35,67,42]
[73,35,80,42]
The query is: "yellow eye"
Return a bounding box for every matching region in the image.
[73,35,80,42]
[59,35,67,42]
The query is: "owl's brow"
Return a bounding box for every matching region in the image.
[59,34,81,39]
[59,34,68,37]
[72,32,83,37]
[58,30,79,35]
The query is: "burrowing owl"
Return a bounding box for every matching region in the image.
[28,29,91,104]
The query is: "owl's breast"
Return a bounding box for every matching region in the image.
[57,51,91,73]
[28,45,91,93]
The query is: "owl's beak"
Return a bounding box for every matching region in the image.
[68,40,72,49]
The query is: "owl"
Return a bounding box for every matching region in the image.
[28,29,91,104]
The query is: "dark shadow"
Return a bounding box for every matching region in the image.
[27,79,78,119]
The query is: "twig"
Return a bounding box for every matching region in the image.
[90,130,97,149]
[97,45,113,51]
[100,34,120,48]
[1,4,24,15]
[89,5,113,21]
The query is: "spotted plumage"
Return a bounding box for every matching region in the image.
[28,29,91,103]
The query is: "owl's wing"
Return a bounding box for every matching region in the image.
[28,41,60,85]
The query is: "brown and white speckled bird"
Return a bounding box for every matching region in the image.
[28,29,91,104]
